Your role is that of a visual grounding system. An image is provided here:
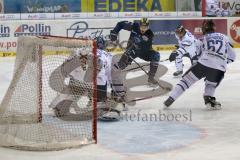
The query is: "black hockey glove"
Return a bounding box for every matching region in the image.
[169,51,178,62]
[175,44,179,49]
[110,30,118,41]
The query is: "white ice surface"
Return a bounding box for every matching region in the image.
[0,50,239,160]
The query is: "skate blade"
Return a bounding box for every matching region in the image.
[173,75,182,78]
[163,103,170,110]
[206,104,222,110]
[98,116,120,122]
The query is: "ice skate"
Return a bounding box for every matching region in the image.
[204,96,221,110]
[148,77,159,87]
[173,70,183,77]
[98,110,121,122]
[163,96,175,109]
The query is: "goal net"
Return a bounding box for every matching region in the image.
[0,36,97,151]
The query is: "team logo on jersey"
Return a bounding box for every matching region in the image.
[0,25,10,37]
[230,20,240,43]
[14,24,51,37]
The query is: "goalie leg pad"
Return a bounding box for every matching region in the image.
[117,54,128,70]
[111,61,126,99]
[49,93,74,108]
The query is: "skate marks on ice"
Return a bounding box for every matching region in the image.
[46,55,172,121]
[123,62,173,105]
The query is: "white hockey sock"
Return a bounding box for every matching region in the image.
[175,58,183,71]
[170,71,199,100]
[175,50,184,71]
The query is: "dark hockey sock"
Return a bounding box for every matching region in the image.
[148,62,158,79]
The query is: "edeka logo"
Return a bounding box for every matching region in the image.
[14,24,51,37]
[94,0,162,12]
[0,25,10,37]
[230,20,240,43]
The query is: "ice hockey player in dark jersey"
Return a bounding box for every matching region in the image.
[109,18,160,102]
[164,20,236,110]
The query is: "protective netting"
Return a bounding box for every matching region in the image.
[0,36,97,151]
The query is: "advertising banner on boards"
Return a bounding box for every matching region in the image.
[149,20,180,45]
[4,0,81,13]
[0,18,237,57]
[3,0,176,13]
[228,19,240,47]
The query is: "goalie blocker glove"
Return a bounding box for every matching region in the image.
[110,30,118,41]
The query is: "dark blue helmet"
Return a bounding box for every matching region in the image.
[95,36,106,49]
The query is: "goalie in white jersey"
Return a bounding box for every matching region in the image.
[169,25,198,77]
[164,20,236,110]
[49,36,120,120]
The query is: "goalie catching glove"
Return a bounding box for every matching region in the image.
[169,51,178,62]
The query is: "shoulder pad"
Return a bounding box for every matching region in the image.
[181,40,192,47]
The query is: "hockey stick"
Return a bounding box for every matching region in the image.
[124,63,149,72]
[128,52,171,91]
[160,58,169,62]
[124,58,169,72]
[126,96,155,103]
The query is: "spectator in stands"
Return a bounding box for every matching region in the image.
[206,0,220,17]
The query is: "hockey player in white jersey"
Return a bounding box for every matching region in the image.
[169,25,198,77]
[164,20,236,110]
